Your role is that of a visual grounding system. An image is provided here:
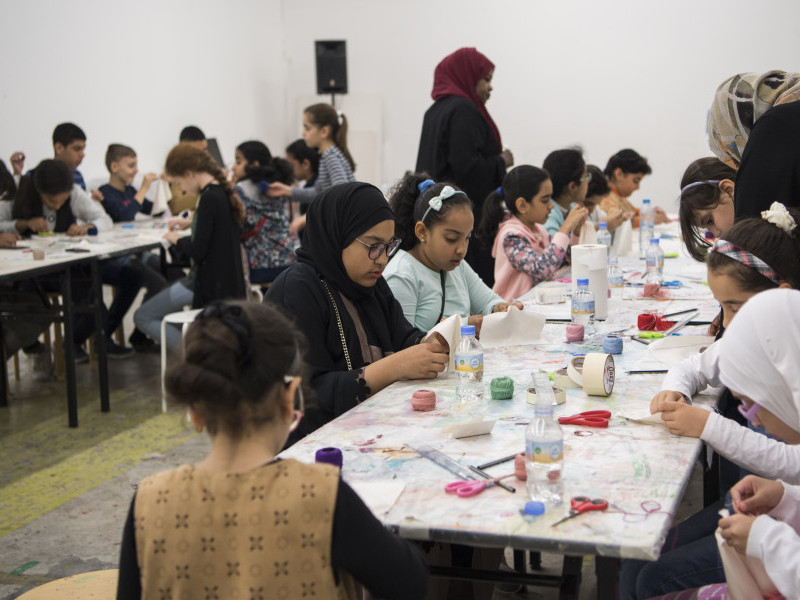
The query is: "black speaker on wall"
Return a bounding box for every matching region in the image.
[315,40,348,97]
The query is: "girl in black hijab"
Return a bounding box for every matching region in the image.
[264,182,448,441]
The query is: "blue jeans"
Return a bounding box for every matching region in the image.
[618,498,726,599]
[133,280,193,350]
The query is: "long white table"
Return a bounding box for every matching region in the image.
[281,224,719,598]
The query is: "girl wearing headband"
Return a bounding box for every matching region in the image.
[117,301,428,600]
[478,164,587,302]
[264,183,448,440]
[385,173,519,332]
[621,203,800,598]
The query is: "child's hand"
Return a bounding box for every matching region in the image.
[718,513,756,554]
[0,232,21,247]
[90,189,104,202]
[605,209,626,232]
[653,206,670,224]
[561,205,589,234]
[163,230,183,245]
[142,173,159,188]
[467,314,484,338]
[492,301,523,313]
[731,475,785,516]
[707,312,722,337]
[660,400,709,438]
[422,331,449,354]
[501,149,514,168]
[650,390,687,414]
[23,217,48,233]
[66,224,90,236]
[267,182,292,197]
[393,343,448,380]
[9,151,25,175]
[168,215,191,231]
[288,214,306,234]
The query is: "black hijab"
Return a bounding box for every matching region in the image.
[296,182,400,352]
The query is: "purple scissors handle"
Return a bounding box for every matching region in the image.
[445,473,515,498]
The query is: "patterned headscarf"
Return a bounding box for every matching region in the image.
[708,70,800,168]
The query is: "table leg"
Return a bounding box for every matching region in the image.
[595,556,620,600]
[91,260,110,413]
[1,321,8,407]
[62,268,78,428]
[558,555,583,600]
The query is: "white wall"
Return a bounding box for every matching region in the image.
[0,0,286,186]
[280,0,800,210]
[2,0,799,211]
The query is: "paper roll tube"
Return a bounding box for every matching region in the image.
[567,353,615,396]
[571,244,608,320]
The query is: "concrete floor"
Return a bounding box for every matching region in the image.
[0,347,704,600]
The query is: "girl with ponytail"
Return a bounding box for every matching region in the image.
[266,104,355,232]
[385,173,518,331]
[134,144,246,350]
[478,165,587,302]
[232,140,297,283]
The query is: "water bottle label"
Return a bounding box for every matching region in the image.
[645,257,656,267]
[455,353,483,373]
[608,276,624,288]
[657,257,664,269]
[526,439,563,463]
[571,300,595,316]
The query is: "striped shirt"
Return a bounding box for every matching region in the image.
[292,145,354,204]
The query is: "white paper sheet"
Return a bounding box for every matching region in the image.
[347,480,406,515]
[647,336,716,367]
[151,178,171,215]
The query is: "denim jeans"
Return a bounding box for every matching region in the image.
[133,280,193,350]
[618,498,726,599]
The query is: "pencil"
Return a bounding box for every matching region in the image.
[664,308,698,318]
[627,370,669,374]
[476,454,517,470]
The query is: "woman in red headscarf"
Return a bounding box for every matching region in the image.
[415,47,513,287]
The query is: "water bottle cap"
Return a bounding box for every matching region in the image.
[460,325,476,336]
[576,278,589,286]
[523,501,545,516]
[598,222,608,229]
[643,198,651,204]
[650,238,659,244]
[608,258,618,264]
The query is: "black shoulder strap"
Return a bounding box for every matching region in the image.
[436,270,446,323]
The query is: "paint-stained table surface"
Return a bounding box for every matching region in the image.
[281,224,719,561]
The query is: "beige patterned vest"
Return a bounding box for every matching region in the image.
[134,459,355,600]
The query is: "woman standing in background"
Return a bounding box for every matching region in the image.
[416,47,513,287]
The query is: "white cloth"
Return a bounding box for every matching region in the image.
[747,482,800,598]
[718,288,800,431]
[700,412,800,484]
[660,340,722,399]
[0,185,112,232]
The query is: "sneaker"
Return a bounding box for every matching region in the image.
[128,328,159,353]
[31,350,55,382]
[73,344,90,365]
[105,338,135,359]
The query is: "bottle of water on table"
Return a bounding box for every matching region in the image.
[596,221,612,254]
[571,278,595,335]
[455,325,484,402]
[638,198,654,259]
[644,238,664,284]
[607,258,624,300]
[525,372,564,505]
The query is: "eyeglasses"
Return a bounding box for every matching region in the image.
[283,375,304,432]
[737,400,762,428]
[579,172,592,183]
[355,237,402,260]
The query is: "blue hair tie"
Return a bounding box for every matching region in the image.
[258,181,270,193]
[417,179,435,194]
[496,186,504,199]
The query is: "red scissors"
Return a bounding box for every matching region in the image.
[551,496,609,527]
[445,473,515,498]
[557,410,611,428]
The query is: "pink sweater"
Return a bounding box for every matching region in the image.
[491,215,569,301]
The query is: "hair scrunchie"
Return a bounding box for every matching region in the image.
[761,201,797,235]
[496,186,504,199]
[417,179,435,195]
[257,180,270,193]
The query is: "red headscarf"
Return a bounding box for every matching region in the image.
[431,47,501,145]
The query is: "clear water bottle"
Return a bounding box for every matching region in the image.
[608,258,624,300]
[644,238,664,284]
[455,325,484,402]
[525,372,564,505]
[596,222,612,254]
[638,199,654,258]
[570,278,595,335]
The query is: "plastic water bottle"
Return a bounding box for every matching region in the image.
[607,258,624,300]
[525,372,564,505]
[571,278,595,335]
[645,238,665,284]
[639,199,654,258]
[455,325,484,402]
[596,222,612,254]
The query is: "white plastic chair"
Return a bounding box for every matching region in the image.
[160,308,202,412]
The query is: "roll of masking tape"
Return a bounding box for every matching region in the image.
[526,386,566,405]
[567,353,615,396]
[553,367,579,389]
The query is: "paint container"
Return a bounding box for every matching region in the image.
[315,447,343,468]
